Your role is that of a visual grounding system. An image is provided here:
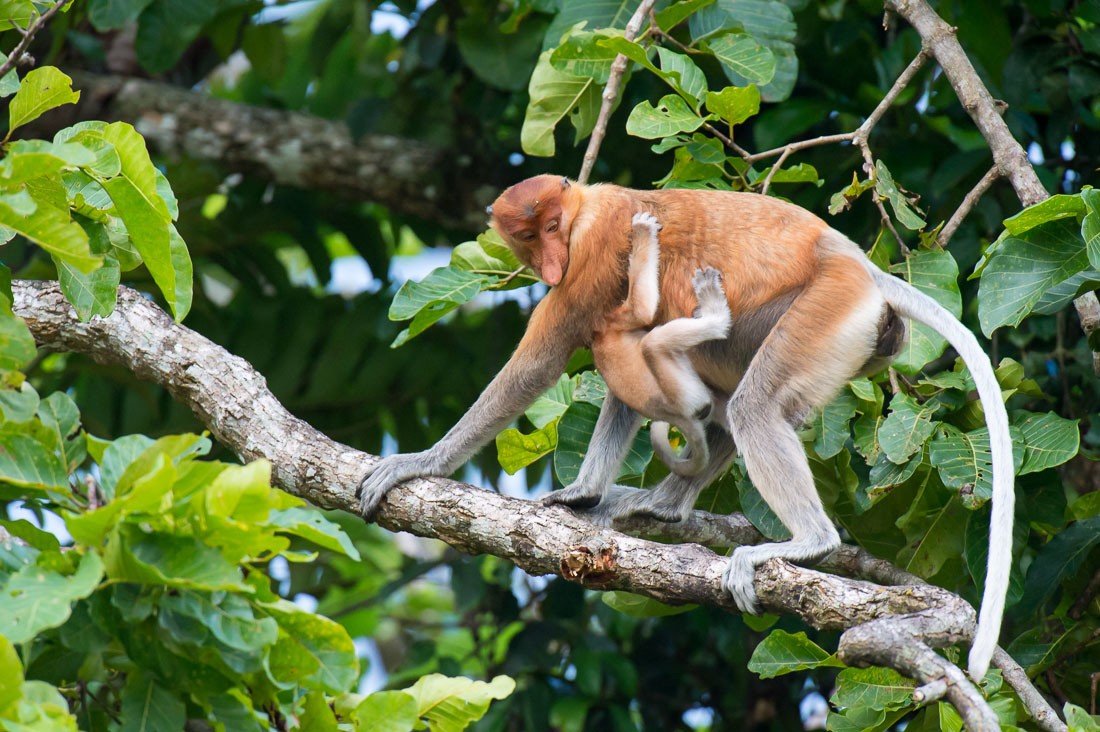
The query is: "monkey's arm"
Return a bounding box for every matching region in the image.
[358,294,581,518]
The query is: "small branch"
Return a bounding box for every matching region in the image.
[758,146,792,196]
[851,50,929,146]
[992,649,1067,732]
[701,122,752,159]
[745,132,855,164]
[577,0,658,184]
[936,166,1001,249]
[0,0,66,81]
[1070,568,1100,620]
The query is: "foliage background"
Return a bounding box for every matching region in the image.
[3,0,1100,730]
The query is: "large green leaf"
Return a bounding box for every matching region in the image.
[133,0,222,73]
[811,390,858,459]
[875,160,925,230]
[747,630,842,678]
[158,591,277,652]
[6,67,80,133]
[1013,411,1080,475]
[704,32,775,85]
[88,0,155,30]
[352,690,418,732]
[929,425,1024,505]
[978,218,1089,335]
[119,673,185,732]
[261,600,359,693]
[0,432,68,492]
[704,84,760,126]
[1003,193,1086,235]
[550,30,620,84]
[104,525,248,591]
[889,249,963,372]
[496,422,557,474]
[0,312,36,370]
[268,507,361,560]
[34,392,85,472]
[456,14,542,91]
[0,199,98,273]
[599,38,704,110]
[738,468,790,539]
[522,51,601,157]
[0,380,39,423]
[403,674,515,732]
[690,0,797,101]
[626,95,708,139]
[56,251,120,321]
[553,399,652,484]
[1083,188,1100,270]
[601,591,695,617]
[388,267,494,347]
[830,667,915,712]
[0,551,103,643]
[878,397,935,464]
[526,373,575,428]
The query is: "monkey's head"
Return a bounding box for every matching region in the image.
[488,175,580,286]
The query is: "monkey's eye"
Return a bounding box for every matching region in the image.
[520,232,537,242]
[545,221,559,233]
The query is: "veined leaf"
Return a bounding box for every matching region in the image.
[7,67,80,133]
[626,94,708,139]
[522,50,601,157]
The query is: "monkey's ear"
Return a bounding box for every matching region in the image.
[560,177,570,188]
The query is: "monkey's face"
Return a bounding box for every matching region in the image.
[489,175,573,286]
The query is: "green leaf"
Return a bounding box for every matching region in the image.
[626,94,707,139]
[1083,189,1100,270]
[120,673,185,732]
[265,635,321,687]
[105,525,248,591]
[0,198,98,273]
[1033,270,1100,315]
[0,312,36,370]
[88,0,155,30]
[96,433,155,500]
[550,30,620,84]
[704,84,760,125]
[0,634,23,710]
[656,47,707,108]
[875,160,925,230]
[456,15,542,92]
[0,551,103,643]
[0,54,18,97]
[747,630,843,678]
[656,0,717,31]
[0,380,39,423]
[299,691,338,732]
[543,0,644,50]
[602,591,695,617]
[268,507,361,560]
[496,422,557,474]
[1014,411,1080,475]
[522,50,601,157]
[554,399,652,484]
[1065,704,1100,732]
[0,432,68,492]
[738,469,790,539]
[133,0,222,73]
[830,666,915,712]
[905,497,967,579]
[450,229,528,289]
[7,67,80,133]
[261,599,359,693]
[56,251,120,321]
[34,391,84,471]
[1003,193,1086,236]
[691,0,797,101]
[754,162,821,187]
[403,674,516,732]
[388,267,494,346]
[527,374,575,429]
[878,398,935,464]
[1017,516,1100,616]
[929,425,1016,505]
[704,32,776,85]
[978,218,1089,335]
[889,249,963,372]
[867,451,922,494]
[158,590,277,652]
[353,690,418,732]
[811,390,858,458]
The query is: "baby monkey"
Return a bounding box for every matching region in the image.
[594,213,731,476]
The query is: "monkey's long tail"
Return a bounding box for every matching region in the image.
[860,258,1013,682]
[650,422,706,476]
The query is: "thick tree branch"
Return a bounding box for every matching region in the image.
[884,0,1100,374]
[14,278,1003,724]
[40,72,492,231]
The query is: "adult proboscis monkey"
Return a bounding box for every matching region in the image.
[358,175,1013,680]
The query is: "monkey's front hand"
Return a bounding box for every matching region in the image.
[630,211,662,237]
[722,548,762,615]
[357,451,435,520]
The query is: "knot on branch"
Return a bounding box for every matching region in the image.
[560,541,619,587]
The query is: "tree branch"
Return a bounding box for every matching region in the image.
[884,0,1100,375]
[15,278,1003,725]
[39,72,492,231]
[935,166,1001,249]
[577,0,659,185]
[0,0,67,81]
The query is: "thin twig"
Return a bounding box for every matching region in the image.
[577,0,659,184]
[701,122,752,159]
[936,166,1001,248]
[758,146,792,196]
[1070,568,1100,620]
[1046,670,1071,708]
[0,0,66,81]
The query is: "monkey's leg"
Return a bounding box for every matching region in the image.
[591,423,736,525]
[542,392,644,508]
[722,257,884,613]
[625,212,661,324]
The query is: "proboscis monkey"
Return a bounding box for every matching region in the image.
[357,175,1013,680]
[597,211,732,476]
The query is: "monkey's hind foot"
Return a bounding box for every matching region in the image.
[541,483,604,510]
[630,211,662,239]
[722,550,762,615]
[692,266,724,302]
